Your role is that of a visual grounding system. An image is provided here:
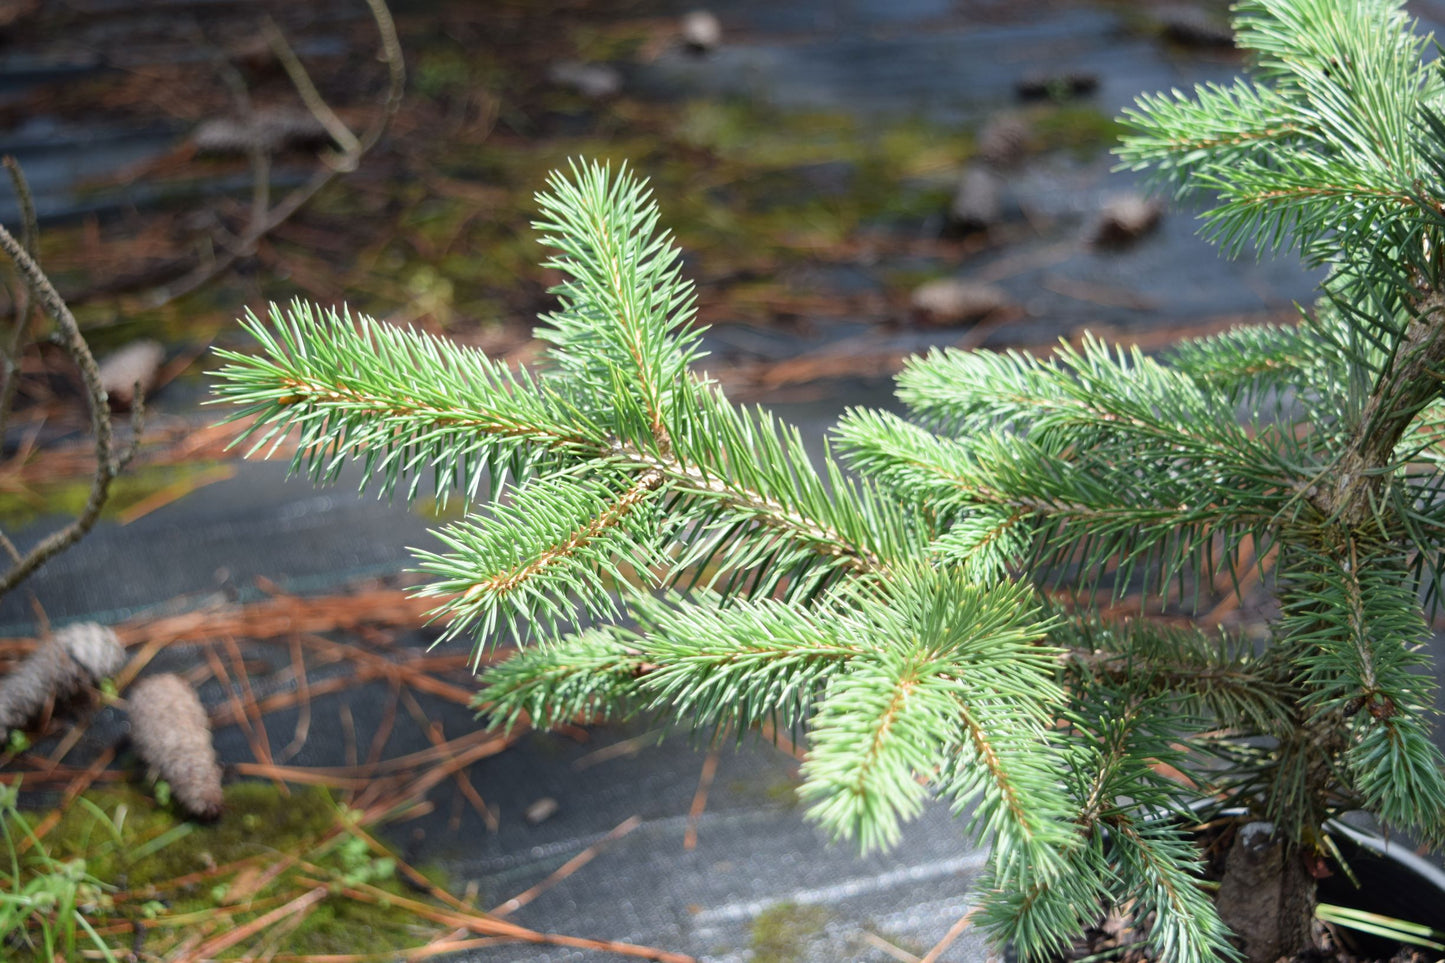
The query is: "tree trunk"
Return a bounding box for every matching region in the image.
[1215,822,1318,963]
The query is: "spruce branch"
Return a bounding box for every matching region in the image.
[1061,620,1296,737]
[801,648,967,853]
[795,567,1072,862]
[1275,541,1445,843]
[216,20,1445,947]
[477,628,651,734]
[1117,82,1298,173]
[412,471,667,651]
[211,301,606,503]
[895,337,1291,474]
[1109,821,1240,963]
[622,589,861,736]
[973,863,1098,963]
[1164,309,1357,428]
[855,347,1296,603]
[532,160,703,453]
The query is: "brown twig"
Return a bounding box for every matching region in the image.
[145,0,405,308]
[0,221,133,598]
[861,931,923,963]
[262,15,361,161]
[0,155,37,445]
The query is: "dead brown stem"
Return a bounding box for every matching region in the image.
[0,221,137,598]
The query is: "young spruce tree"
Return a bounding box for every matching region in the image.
[212,1,1445,959]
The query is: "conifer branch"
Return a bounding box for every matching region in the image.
[1321,291,1445,526]
[412,472,666,649]
[475,628,652,733]
[214,29,1445,950]
[469,469,663,598]
[621,441,889,578]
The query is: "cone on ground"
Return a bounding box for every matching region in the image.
[128,673,224,821]
[0,622,125,737]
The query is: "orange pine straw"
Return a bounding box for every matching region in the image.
[920,907,978,963]
[264,937,511,962]
[683,750,718,851]
[278,633,312,762]
[177,885,330,961]
[232,762,372,789]
[1203,542,1279,624]
[108,587,459,649]
[204,643,281,793]
[492,814,643,916]
[0,572,700,961]
[116,463,235,524]
[18,746,114,850]
[331,820,474,914]
[364,678,402,768]
[758,719,808,762]
[401,688,498,831]
[334,878,696,963]
[222,632,283,791]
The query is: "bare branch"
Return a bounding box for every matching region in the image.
[145,0,406,308]
[3,156,37,260]
[197,26,272,247]
[0,221,122,598]
[0,156,38,443]
[262,14,361,162]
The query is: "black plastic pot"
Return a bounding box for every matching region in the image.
[1317,820,1445,957]
[1004,816,1445,962]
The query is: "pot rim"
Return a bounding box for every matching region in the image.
[1323,818,1445,895]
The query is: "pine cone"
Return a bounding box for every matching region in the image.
[0,622,124,735]
[57,622,126,680]
[129,674,224,821]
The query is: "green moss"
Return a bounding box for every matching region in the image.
[725,775,803,810]
[1029,103,1125,157]
[569,22,654,63]
[751,901,830,963]
[42,783,340,888]
[414,47,474,100]
[762,776,803,809]
[29,781,449,957]
[0,461,231,529]
[678,100,861,166]
[409,492,470,522]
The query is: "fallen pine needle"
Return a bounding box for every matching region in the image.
[683,750,717,851]
[179,885,329,960]
[920,907,978,963]
[492,814,643,916]
[861,930,922,963]
[117,463,235,524]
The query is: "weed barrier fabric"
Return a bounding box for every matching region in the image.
[0,454,994,961]
[2,3,1436,957]
[0,462,439,632]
